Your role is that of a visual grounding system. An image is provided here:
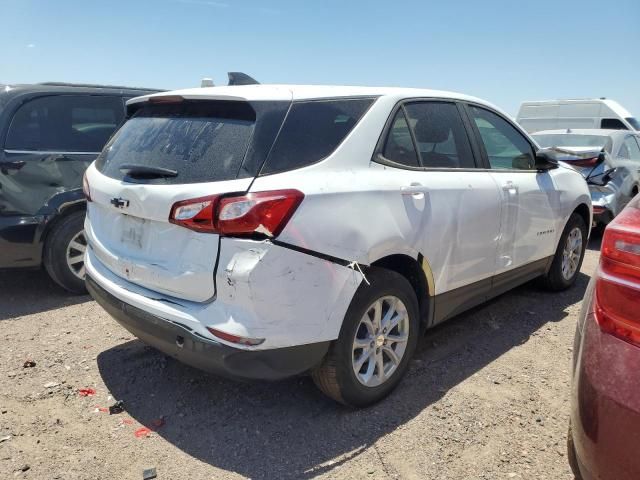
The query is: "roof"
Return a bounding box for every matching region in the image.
[532,129,635,137]
[127,83,497,109]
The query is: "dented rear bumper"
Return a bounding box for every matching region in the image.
[85,237,363,354]
[86,275,330,380]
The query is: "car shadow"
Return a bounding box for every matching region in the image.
[588,228,603,251]
[0,269,90,321]
[97,271,590,479]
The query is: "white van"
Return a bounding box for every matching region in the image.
[516,99,639,133]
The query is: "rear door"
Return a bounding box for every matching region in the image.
[465,104,559,274]
[85,98,289,302]
[371,100,502,320]
[0,94,124,266]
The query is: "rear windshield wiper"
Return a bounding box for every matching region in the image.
[119,164,178,179]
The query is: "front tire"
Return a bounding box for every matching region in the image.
[312,268,419,407]
[43,211,88,294]
[541,213,587,291]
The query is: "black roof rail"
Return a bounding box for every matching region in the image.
[38,82,162,91]
[227,72,260,86]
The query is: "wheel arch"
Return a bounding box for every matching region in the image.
[40,200,86,258]
[370,253,433,330]
[572,203,591,235]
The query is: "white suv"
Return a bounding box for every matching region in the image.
[83,85,591,407]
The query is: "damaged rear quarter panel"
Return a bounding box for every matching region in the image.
[214,238,363,348]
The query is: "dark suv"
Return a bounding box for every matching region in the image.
[0,82,160,293]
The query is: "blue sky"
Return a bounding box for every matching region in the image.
[1,0,638,116]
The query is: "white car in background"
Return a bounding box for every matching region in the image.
[533,129,640,227]
[517,98,639,133]
[83,85,591,406]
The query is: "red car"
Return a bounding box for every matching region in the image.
[569,195,640,479]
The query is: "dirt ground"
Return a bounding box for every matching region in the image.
[0,235,602,480]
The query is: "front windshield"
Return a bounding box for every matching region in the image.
[532,134,612,153]
[626,117,640,130]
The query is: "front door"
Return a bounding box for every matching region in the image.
[465,104,558,275]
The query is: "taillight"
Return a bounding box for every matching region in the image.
[206,327,265,346]
[169,195,219,233]
[82,172,92,202]
[594,204,640,347]
[217,190,304,237]
[568,157,599,168]
[168,189,304,237]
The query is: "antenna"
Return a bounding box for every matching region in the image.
[227,72,260,86]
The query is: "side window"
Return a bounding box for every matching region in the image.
[262,98,373,175]
[5,95,124,152]
[382,109,419,167]
[622,136,640,161]
[469,106,535,170]
[403,102,475,168]
[601,118,628,130]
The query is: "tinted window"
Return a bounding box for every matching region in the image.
[97,101,257,184]
[470,106,535,170]
[6,95,124,152]
[404,102,475,168]
[601,118,628,130]
[261,98,373,175]
[382,109,419,167]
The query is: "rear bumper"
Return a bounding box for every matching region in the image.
[570,286,640,480]
[0,215,45,268]
[86,274,330,380]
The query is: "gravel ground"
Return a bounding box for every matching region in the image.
[0,235,602,480]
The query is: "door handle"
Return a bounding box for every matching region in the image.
[401,183,425,199]
[502,181,518,195]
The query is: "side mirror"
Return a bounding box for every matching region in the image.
[535,150,559,171]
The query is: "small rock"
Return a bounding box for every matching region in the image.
[19,464,30,472]
[142,467,157,479]
[0,435,11,443]
[44,382,60,389]
[23,360,36,368]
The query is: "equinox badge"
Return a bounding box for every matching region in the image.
[110,197,130,209]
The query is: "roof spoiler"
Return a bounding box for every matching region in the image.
[227,72,260,86]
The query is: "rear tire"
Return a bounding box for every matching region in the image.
[312,268,419,407]
[541,213,587,291]
[43,211,87,294]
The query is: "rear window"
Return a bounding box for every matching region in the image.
[260,98,374,175]
[96,101,261,184]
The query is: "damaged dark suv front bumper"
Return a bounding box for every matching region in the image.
[86,275,330,381]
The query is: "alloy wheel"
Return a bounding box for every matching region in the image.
[352,296,410,387]
[561,227,583,280]
[66,230,87,280]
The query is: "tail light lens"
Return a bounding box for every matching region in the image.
[206,327,265,346]
[568,157,600,168]
[168,189,304,237]
[82,172,92,202]
[169,195,218,233]
[217,190,304,237]
[594,204,640,347]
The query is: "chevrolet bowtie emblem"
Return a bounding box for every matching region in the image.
[110,197,130,209]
